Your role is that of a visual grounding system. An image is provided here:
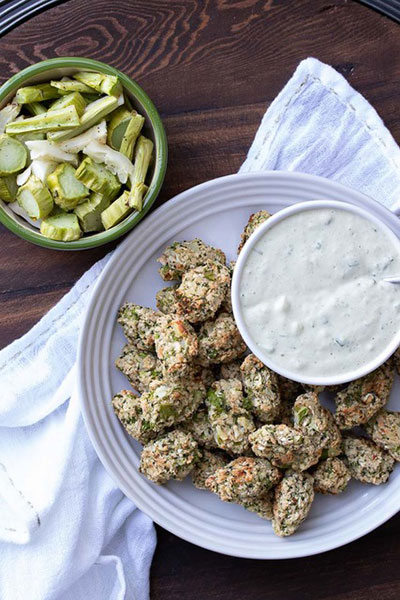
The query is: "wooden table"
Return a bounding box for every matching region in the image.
[1,0,400,597]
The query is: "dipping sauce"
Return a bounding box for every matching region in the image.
[239,206,400,380]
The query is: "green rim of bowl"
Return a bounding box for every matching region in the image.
[0,57,168,250]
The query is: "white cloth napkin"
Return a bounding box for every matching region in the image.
[1,56,400,600]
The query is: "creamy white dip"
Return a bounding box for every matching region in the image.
[239,207,400,379]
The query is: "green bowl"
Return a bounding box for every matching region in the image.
[0,57,168,250]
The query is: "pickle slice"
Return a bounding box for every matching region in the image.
[75,156,120,199]
[128,182,148,211]
[6,106,80,136]
[17,175,54,219]
[82,93,101,104]
[0,135,27,175]
[47,96,119,142]
[74,192,110,232]
[73,72,122,96]
[107,107,131,150]
[132,136,153,186]
[16,83,60,104]
[48,92,86,118]
[119,113,145,160]
[47,163,89,211]
[26,102,46,116]
[40,212,82,241]
[50,78,96,95]
[0,174,17,202]
[15,131,46,143]
[101,190,132,230]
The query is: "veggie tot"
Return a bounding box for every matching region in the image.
[101,190,132,230]
[73,72,122,96]
[48,95,120,142]
[17,175,53,219]
[0,135,27,175]
[16,83,60,104]
[6,106,81,135]
[0,174,17,202]
[40,212,82,241]
[74,192,110,232]
[75,156,120,199]
[47,163,90,211]
[272,470,314,537]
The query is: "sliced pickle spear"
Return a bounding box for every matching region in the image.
[16,84,60,104]
[74,192,110,232]
[40,212,82,241]
[47,96,119,142]
[0,174,17,202]
[128,182,148,211]
[48,92,86,118]
[131,135,153,186]
[47,163,89,211]
[75,156,120,199]
[17,174,53,219]
[0,135,27,175]
[107,107,132,150]
[101,190,132,230]
[119,113,144,160]
[6,106,80,135]
[50,78,95,94]
[73,72,122,96]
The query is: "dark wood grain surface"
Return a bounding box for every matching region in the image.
[1,0,400,598]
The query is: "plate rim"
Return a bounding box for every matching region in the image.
[78,170,400,558]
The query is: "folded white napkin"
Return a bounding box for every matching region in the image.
[1,57,400,600]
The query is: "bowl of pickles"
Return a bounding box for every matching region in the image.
[0,57,167,249]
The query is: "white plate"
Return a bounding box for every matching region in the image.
[78,171,400,559]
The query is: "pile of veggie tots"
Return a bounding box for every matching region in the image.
[0,71,152,241]
[113,211,400,537]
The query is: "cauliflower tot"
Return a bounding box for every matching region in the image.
[313,458,351,495]
[140,431,199,484]
[272,470,314,537]
[206,378,255,455]
[157,239,226,281]
[198,313,247,366]
[241,354,281,423]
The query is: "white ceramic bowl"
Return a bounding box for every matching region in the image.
[231,199,400,386]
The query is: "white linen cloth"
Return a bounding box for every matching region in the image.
[1,56,400,600]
